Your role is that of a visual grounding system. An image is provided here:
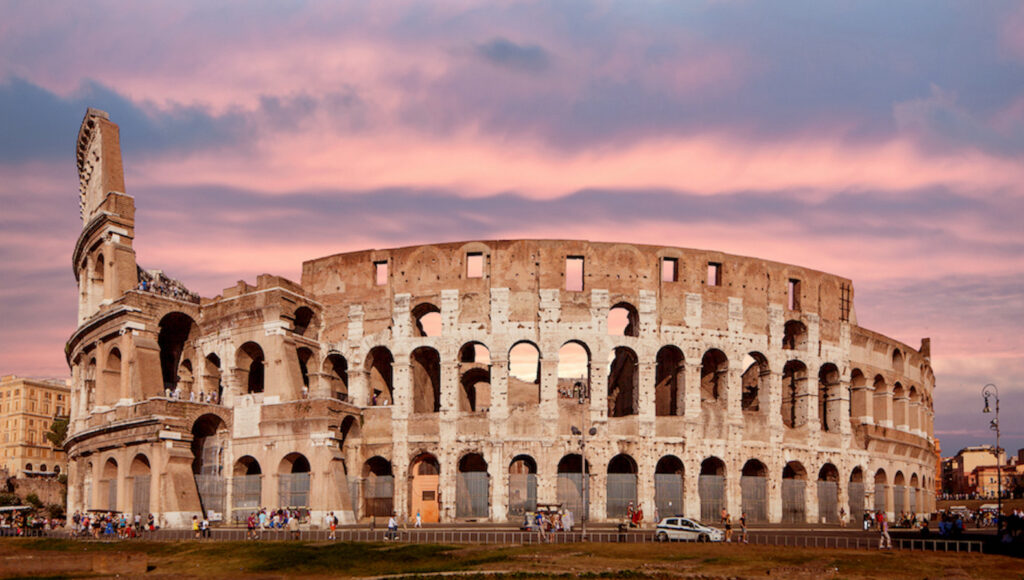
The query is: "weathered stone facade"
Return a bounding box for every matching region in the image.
[66,110,937,528]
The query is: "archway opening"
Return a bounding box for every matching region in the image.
[192,414,228,517]
[323,353,349,401]
[655,456,684,519]
[782,461,807,524]
[783,320,808,350]
[607,454,638,518]
[159,312,198,393]
[700,349,728,406]
[411,347,441,413]
[129,454,151,516]
[232,456,262,522]
[459,342,491,412]
[557,454,590,520]
[366,347,394,405]
[699,457,726,523]
[655,346,685,416]
[362,457,394,518]
[741,353,768,412]
[608,347,638,417]
[608,302,639,337]
[782,360,808,428]
[457,453,489,519]
[412,303,441,337]
[508,342,540,406]
[817,463,840,524]
[740,459,768,523]
[508,455,538,517]
[279,453,311,508]
[410,453,441,523]
[237,342,265,394]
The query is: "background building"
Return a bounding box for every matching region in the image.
[943,445,1007,497]
[0,375,70,477]
[65,110,938,527]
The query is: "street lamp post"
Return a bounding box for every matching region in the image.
[571,381,596,537]
[982,383,1001,536]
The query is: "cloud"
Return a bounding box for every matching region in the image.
[475,37,551,73]
[894,85,1024,156]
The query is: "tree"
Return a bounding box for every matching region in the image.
[46,417,69,450]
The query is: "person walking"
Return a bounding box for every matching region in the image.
[192,515,200,539]
[878,512,892,550]
[327,511,337,540]
[739,512,748,544]
[387,514,399,541]
[415,510,422,528]
[723,512,733,542]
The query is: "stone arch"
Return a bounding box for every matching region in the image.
[700,349,728,404]
[654,455,685,518]
[558,340,591,402]
[129,453,151,516]
[458,342,491,412]
[849,466,866,518]
[557,453,590,518]
[892,348,904,374]
[872,375,890,424]
[323,353,349,401]
[410,452,441,523]
[783,320,807,350]
[874,469,888,513]
[608,346,639,417]
[818,363,841,432]
[740,459,769,523]
[412,302,442,337]
[817,463,840,524]
[850,368,867,419]
[84,357,97,411]
[99,346,122,406]
[235,455,262,476]
[508,454,538,517]
[411,346,441,413]
[292,306,316,337]
[508,341,540,406]
[456,452,489,519]
[607,454,638,518]
[908,386,921,431]
[782,461,808,523]
[655,345,685,416]
[279,452,311,509]
[158,312,199,393]
[236,342,266,394]
[699,456,726,522]
[741,352,769,412]
[909,473,921,513]
[892,382,907,428]
[365,346,394,405]
[893,470,906,516]
[362,456,394,518]
[204,353,223,401]
[782,360,808,428]
[296,347,314,392]
[608,302,639,337]
[192,414,227,475]
[101,457,118,511]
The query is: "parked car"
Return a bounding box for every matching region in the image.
[654,516,725,542]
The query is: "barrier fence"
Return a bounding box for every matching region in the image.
[53,527,985,553]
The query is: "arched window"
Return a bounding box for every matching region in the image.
[700,349,728,404]
[741,353,768,412]
[818,363,840,432]
[782,360,808,428]
[608,302,639,337]
[459,343,491,412]
[412,303,442,337]
[365,347,394,405]
[608,347,639,417]
[292,306,315,336]
[508,342,540,406]
[237,342,265,394]
[323,354,349,401]
[655,346,685,416]
[158,312,198,393]
[558,341,590,403]
[782,320,807,350]
[508,455,538,516]
[411,347,441,413]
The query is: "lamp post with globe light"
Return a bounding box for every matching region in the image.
[982,383,1002,536]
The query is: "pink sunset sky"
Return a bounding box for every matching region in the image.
[1,1,1021,455]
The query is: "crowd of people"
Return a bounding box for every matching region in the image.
[163,386,221,405]
[242,508,308,540]
[136,276,200,303]
[69,511,157,539]
[0,511,63,536]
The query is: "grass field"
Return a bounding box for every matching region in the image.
[1,538,1021,579]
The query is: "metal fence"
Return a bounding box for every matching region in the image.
[132,476,151,516]
[654,474,683,519]
[893,484,905,516]
[874,483,886,513]
[556,473,588,518]
[698,475,724,523]
[60,527,985,553]
[105,480,117,512]
[740,476,768,523]
[849,482,864,518]
[456,472,489,518]
[195,475,227,517]
[606,474,637,519]
[232,475,261,522]
[909,487,917,513]
[817,481,838,524]
[508,474,537,516]
[781,479,805,524]
[364,475,394,517]
[279,473,310,508]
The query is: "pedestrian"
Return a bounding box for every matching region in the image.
[192,515,200,539]
[201,515,210,539]
[387,513,399,541]
[839,507,847,528]
[289,513,300,540]
[415,510,422,528]
[878,512,892,550]
[247,512,257,540]
[326,511,337,540]
[723,512,733,542]
[739,512,748,544]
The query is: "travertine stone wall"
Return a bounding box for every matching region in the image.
[65,110,937,528]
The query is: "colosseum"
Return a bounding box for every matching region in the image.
[66,109,937,529]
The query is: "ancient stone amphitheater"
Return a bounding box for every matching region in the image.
[66,110,937,528]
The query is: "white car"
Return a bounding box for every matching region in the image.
[654,516,725,542]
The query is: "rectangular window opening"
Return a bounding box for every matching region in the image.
[662,258,678,282]
[374,261,388,286]
[566,256,585,291]
[707,262,721,286]
[467,252,484,278]
[788,279,801,310]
